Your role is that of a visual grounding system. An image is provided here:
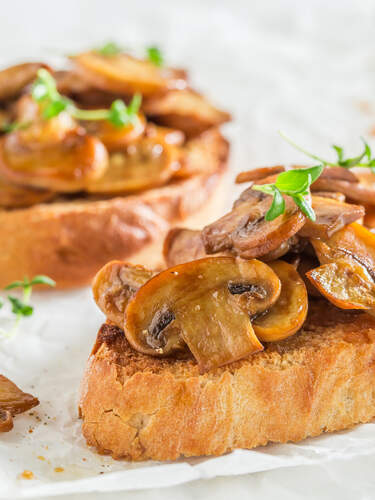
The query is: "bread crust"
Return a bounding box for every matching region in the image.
[0,134,228,288]
[79,300,375,461]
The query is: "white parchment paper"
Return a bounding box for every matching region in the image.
[1,0,375,497]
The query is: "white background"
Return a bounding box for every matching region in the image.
[2,0,375,498]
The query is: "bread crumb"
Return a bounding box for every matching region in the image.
[37,456,45,461]
[54,467,64,473]
[20,470,34,480]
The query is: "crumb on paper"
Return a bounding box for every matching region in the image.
[37,455,45,461]
[54,467,64,473]
[20,470,34,480]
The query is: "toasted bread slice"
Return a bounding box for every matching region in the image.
[79,299,375,461]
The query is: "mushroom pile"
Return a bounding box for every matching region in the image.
[0,48,230,208]
[93,165,375,373]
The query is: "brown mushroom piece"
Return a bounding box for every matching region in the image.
[298,196,365,239]
[0,175,55,208]
[306,259,375,311]
[0,374,39,432]
[125,257,281,372]
[312,191,346,202]
[81,113,146,152]
[311,174,375,204]
[163,228,208,267]
[253,260,308,342]
[72,52,187,96]
[143,89,231,137]
[0,63,49,102]
[93,260,155,327]
[202,190,306,259]
[235,166,286,184]
[87,135,179,193]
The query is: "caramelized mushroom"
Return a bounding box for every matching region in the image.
[0,176,55,208]
[202,190,306,259]
[163,228,207,267]
[235,166,285,184]
[93,260,155,327]
[125,257,281,372]
[143,89,230,137]
[306,259,375,311]
[0,63,48,102]
[87,135,179,193]
[312,191,346,202]
[72,52,187,96]
[81,113,146,152]
[311,177,375,204]
[298,196,364,239]
[0,126,108,192]
[0,374,39,432]
[253,261,308,342]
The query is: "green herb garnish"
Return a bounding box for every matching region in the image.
[146,46,163,67]
[31,69,141,127]
[1,275,56,338]
[95,41,123,57]
[0,121,30,133]
[252,165,324,221]
[280,131,375,172]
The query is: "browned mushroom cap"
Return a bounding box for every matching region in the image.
[306,259,375,311]
[0,175,55,208]
[298,196,365,239]
[318,166,359,182]
[311,177,375,204]
[93,260,155,328]
[202,190,306,259]
[175,128,229,178]
[311,222,375,280]
[143,89,230,137]
[0,63,49,102]
[86,135,179,193]
[0,125,108,192]
[235,166,286,184]
[312,191,346,202]
[81,113,146,152]
[0,374,39,432]
[163,228,207,267]
[125,257,281,372]
[364,205,375,230]
[72,52,187,96]
[253,260,308,342]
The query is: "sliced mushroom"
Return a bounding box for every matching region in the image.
[312,191,346,202]
[143,89,230,137]
[0,63,48,102]
[125,257,281,372]
[87,135,179,193]
[163,228,207,267]
[311,222,375,281]
[72,52,187,96]
[175,128,229,178]
[0,126,108,192]
[364,204,375,230]
[253,260,308,342]
[81,113,146,152]
[298,196,364,239]
[306,259,375,310]
[235,166,285,184]
[202,190,306,259]
[0,374,39,432]
[93,260,155,327]
[311,178,375,204]
[260,235,301,261]
[0,175,55,208]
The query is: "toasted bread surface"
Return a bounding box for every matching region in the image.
[80,300,375,461]
[0,134,228,288]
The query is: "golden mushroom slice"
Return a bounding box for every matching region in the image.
[87,135,179,193]
[0,63,49,102]
[72,52,187,96]
[163,228,207,267]
[298,196,365,239]
[81,113,146,152]
[143,89,231,137]
[253,261,308,342]
[202,190,306,259]
[306,259,375,311]
[0,374,39,432]
[93,260,155,327]
[0,127,108,192]
[235,166,286,184]
[125,257,281,372]
[0,175,55,208]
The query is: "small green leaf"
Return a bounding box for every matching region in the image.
[292,194,315,221]
[332,145,343,163]
[252,183,276,196]
[95,42,122,57]
[302,165,324,184]
[8,296,34,316]
[5,280,27,290]
[275,170,310,195]
[42,99,68,119]
[146,46,163,67]
[0,299,3,309]
[108,99,129,127]
[30,275,56,287]
[127,93,142,116]
[265,188,285,221]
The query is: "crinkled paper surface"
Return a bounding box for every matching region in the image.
[1,0,375,497]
